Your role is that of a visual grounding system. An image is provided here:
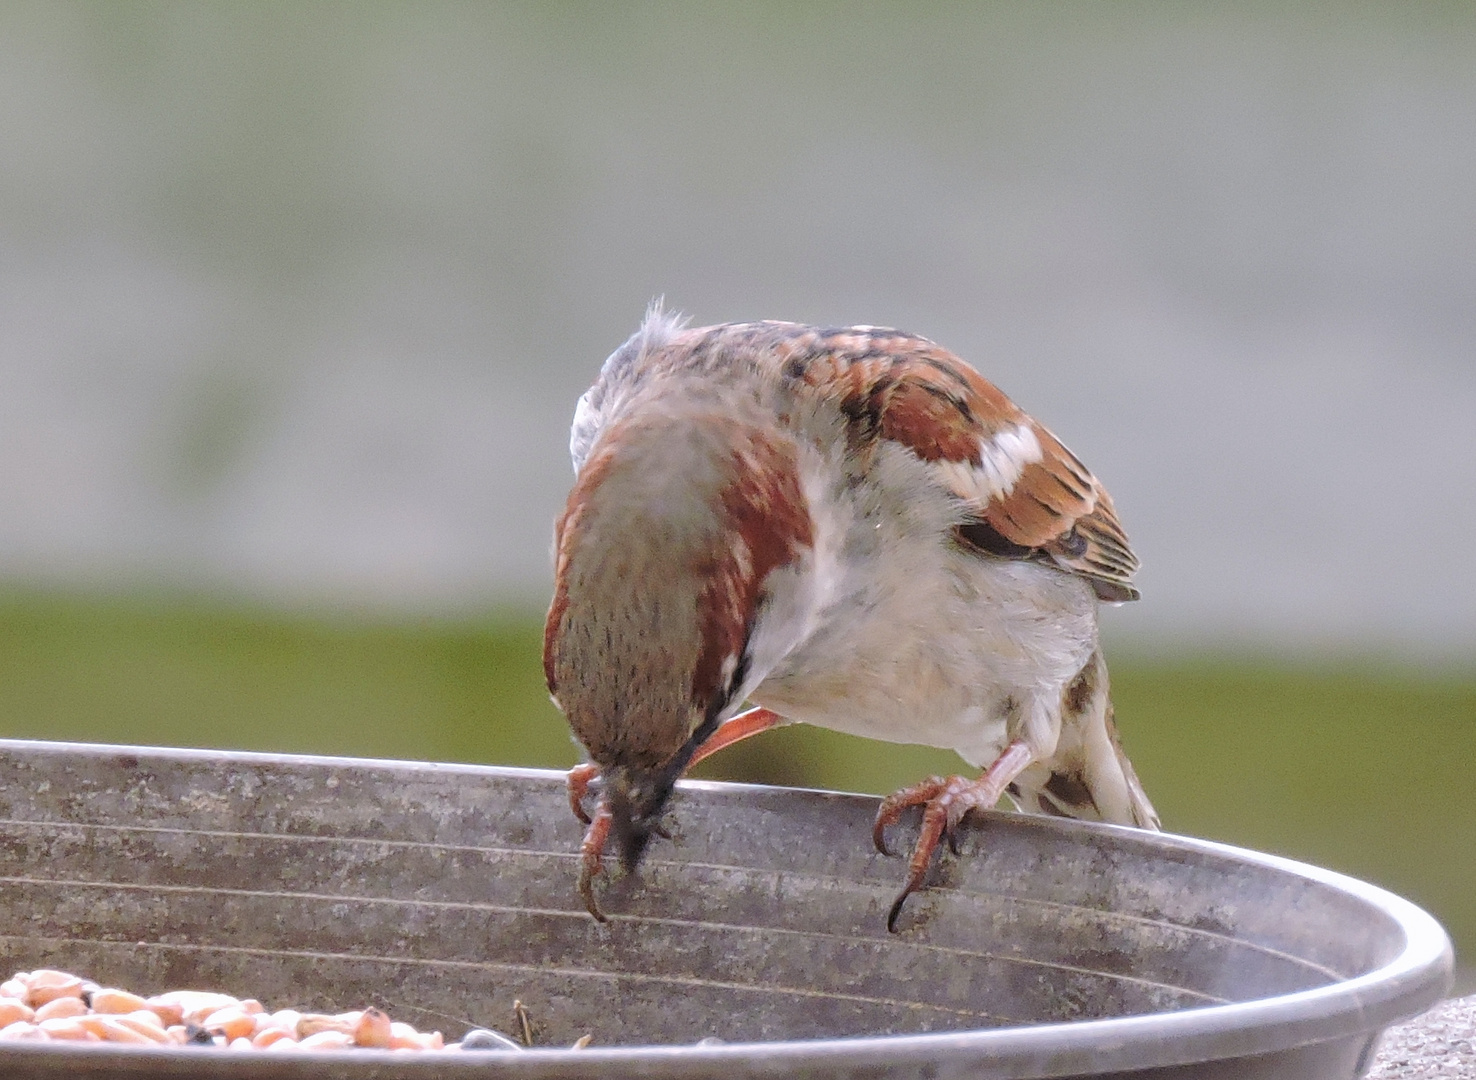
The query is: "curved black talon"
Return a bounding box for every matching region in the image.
[873,817,898,857]
[886,889,911,933]
[945,823,963,857]
[577,864,609,923]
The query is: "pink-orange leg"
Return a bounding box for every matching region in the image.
[567,706,785,920]
[873,739,1036,932]
[687,706,786,769]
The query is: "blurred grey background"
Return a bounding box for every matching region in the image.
[2,0,1475,994]
[2,1,1473,658]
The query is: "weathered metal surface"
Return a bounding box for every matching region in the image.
[0,738,1451,1078]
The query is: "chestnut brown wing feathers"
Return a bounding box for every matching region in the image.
[766,325,1140,602]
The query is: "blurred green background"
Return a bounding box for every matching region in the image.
[0,589,1470,985]
[0,1,1472,995]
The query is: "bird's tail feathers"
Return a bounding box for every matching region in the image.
[1105,709,1161,830]
[1008,653,1160,831]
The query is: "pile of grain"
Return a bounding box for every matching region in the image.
[0,968,522,1052]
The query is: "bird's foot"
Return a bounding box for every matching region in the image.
[570,769,672,922]
[567,762,601,825]
[872,740,1036,932]
[577,795,613,922]
[566,707,783,827]
[565,707,787,921]
[872,774,992,931]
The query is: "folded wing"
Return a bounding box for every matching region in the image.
[765,324,1140,602]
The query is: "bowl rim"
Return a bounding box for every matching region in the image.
[0,739,1454,1078]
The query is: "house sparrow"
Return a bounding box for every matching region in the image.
[545,309,1159,930]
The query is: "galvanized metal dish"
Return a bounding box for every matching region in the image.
[0,738,1451,1078]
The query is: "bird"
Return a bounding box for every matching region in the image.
[544,307,1159,930]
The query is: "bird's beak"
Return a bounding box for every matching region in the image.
[605,762,679,871]
[603,712,715,872]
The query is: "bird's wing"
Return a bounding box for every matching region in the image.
[755,324,1140,602]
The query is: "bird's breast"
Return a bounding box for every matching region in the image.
[749,497,1100,768]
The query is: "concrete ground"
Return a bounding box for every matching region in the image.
[1370,995,1476,1078]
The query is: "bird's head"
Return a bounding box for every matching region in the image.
[544,397,814,869]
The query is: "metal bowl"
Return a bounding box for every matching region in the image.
[0,738,1451,1078]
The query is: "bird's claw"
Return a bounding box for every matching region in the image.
[944,821,964,857]
[567,763,676,921]
[567,762,601,826]
[577,797,613,922]
[872,776,948,858]
[873,775,994,932]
